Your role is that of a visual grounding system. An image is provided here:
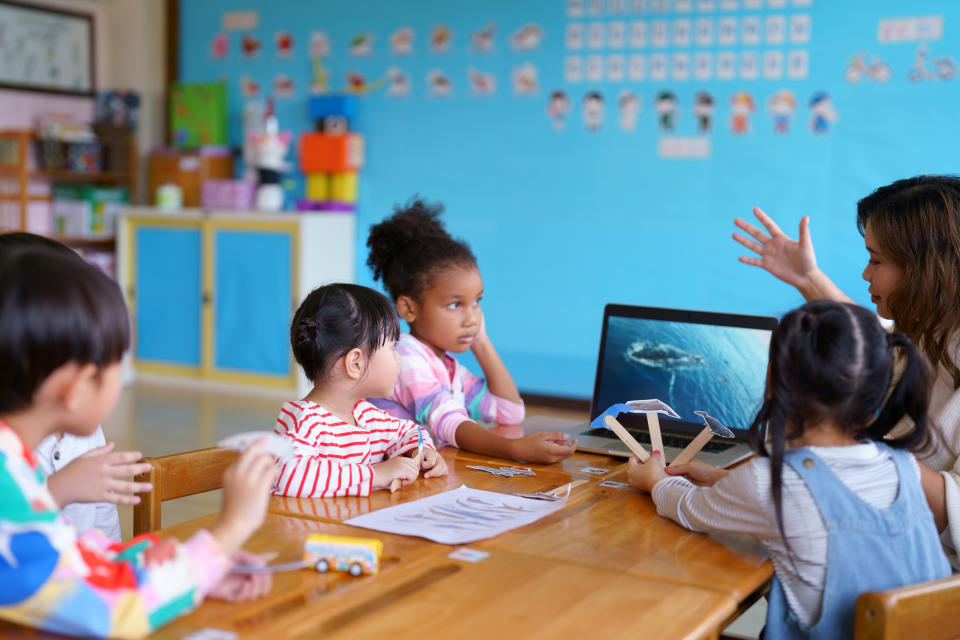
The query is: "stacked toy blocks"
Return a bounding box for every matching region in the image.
[298,95,363,211]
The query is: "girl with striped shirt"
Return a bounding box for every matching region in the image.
[274,284,447,498]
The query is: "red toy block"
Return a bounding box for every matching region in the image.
[299,133,364,172]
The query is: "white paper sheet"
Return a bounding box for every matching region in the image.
[343,485,567,544]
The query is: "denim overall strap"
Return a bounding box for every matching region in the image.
[764,445,950,640]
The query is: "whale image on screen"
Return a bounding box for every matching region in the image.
[594,316,771,431]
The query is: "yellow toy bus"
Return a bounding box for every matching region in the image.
[303,534,383,576]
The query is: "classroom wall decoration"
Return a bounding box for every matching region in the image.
[181,1,960,398]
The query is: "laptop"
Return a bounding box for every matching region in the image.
[560,304,778,468]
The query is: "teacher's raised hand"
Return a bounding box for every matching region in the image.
[733,207,850,303]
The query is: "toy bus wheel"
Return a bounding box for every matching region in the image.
[349,562,363,577]
[315,559,330,573]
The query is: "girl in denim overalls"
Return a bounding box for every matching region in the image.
[629,300,951,639]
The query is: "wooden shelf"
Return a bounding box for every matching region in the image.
[33,169,130,183]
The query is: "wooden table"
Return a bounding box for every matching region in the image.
[0,443,771,640]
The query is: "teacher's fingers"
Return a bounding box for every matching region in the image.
[752,206,786,238]
[733,217,770,244]
[732,232,764,255]
[737,256,764,268]
[798,215,812,248]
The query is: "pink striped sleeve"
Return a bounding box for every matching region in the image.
[461,366,526,426]
[274,455,374,498]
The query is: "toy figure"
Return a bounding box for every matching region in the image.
[693,91,714,133]
[619,90,641,132]
[809,91,838,134]
[583,91,605,132]
[730,92,755,134]
[248,97,292,211]
[547,90,571,130]
[768,89,797,134]
[654,91,677,131]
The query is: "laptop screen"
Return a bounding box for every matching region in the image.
[591,305,777,439]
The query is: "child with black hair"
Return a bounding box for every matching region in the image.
[274,283,447,498]
[0,246,278,638]
[628,301,951,638]
[366,199,577,464]
[0,232,150,541]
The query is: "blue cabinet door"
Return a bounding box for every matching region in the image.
[213,228,293,378]
[134,225,203,367]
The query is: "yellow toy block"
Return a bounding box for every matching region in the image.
[306,173,330,201]
[330,171,358,203]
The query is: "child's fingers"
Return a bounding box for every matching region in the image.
[107,479,153,497]
[107,461,153,478]
[540,431,570,442]
[80,442,116,458]
[103,450,145,465]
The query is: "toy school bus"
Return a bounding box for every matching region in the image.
[303,534,383,576]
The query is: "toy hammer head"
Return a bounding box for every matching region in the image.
[693,410,735,438]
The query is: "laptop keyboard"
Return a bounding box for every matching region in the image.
[582,428,736,453]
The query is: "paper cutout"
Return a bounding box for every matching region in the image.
[448,548,490,562]
[344,485,567,544]
[669,411,735,467]
[654,90,677,131]
[579,466,610,475]
[211,34,228,60]
[630,20,646,48]
[658,137,711,158]
[466,465,534,477]
[588,22,604,49]
[217,431,295,461]
[608,54,625,82]
[566,23,584,50]
[763,51,784,80]
[568,0,585,17]
[718,51,737,79]
[908,44,957,82]
[583,91,605,131]
[471,22,496,52]
[768,89,796,133]
[627,399,682,419]
[309,31,331,58]
[349,33,374,56]
[672,52,690,81]
[468,68,496,95]
[230,560,307,573]
[789,14,811,44]
[845,52,891,83]
[695,18,713,46]
[387,67,411,97]
[510,24,544,50]
[241,33,260,58]
[619,90,640,131]
[718,17,737,46]
[275,31,293,58]
[427,70,452,96]
[650,53,668,80]
[673,19,692,47]
[599,480,630,489]
[273,73,294,99]
[431,25,453,53]
[809,91,837,134]
[586,54,604,81]
[693,410,735,438]
[390,27,414,55]
[787,50,809,79]
[628,54,646,81]
[222,11,258,31]
[740,51,759,80]
[512,63,538,95]
[694,52,712,80]
[730,92,755,134]
[609,21,626,48]
[310,56,330,93]
[548,90,572,130]
[878,16,944,43]
[766,15,786,44]
[240,74,260,98]
[564,56,583,83]
[742,16,761,45]
[345,71,386,95]
[651,20,668,47]
[693,91,714,133]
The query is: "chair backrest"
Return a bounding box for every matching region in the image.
[854,574,960,640]
[133,447,238,536]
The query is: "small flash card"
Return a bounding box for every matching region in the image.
[217,431,296,461]
[599,480,630,489]
[448,548,490,563]
[579,466,610,475]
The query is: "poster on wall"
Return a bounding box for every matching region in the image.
[0,1,94,95]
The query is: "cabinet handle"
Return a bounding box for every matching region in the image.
[202,292,211,305]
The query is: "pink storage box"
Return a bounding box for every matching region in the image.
[201,179,255,210]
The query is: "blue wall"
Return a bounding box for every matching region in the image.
[181,1,960,398]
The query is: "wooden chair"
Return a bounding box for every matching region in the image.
[133,447,238,536]
[855,574,960,640]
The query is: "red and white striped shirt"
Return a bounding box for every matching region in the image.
[273,399,434,498]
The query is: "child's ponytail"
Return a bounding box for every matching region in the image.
[867,332,931,450]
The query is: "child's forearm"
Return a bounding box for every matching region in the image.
[920,462,948,532]
[471,335,521,403]
[453,420,517,458]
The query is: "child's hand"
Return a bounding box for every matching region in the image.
[210,442,278,556]
[627,452,668,493]
[209,549,273,603]
[509,432,577,464]
[420,448,448,478]
[665,459,729,487]
[46,442,153,507]
[372,455,420,490]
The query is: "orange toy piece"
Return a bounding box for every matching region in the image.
[299,133,365,172]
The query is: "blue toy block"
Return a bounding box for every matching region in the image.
[308,95,358,121]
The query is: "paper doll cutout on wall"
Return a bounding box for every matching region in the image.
[618,90,640,132]
[241,34,260,58]
[273,74,294,98]
[240,74,260,98]
[468,68,496,95]
[654,91,677,132]
[427,70,452,96]
[809,92,837,134]
[471,22,496,52]
[275,32,293,58]
[390,27,414,55]
[512,63,538,95]
[387,67,411,97]
[211,34,228,59]
[845,52,890,84]
[730,92,755,134]
[309,31,330,58]
[431,25,453,53]
[908,45,957,83]
[349,33,374,56]
[768,90,796,134]
[310,57,330,93]
[345,71,386,94]
[511,24,544,51]
[547,90,571,130]
[693,91,714,133]
[583,91,605,132]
